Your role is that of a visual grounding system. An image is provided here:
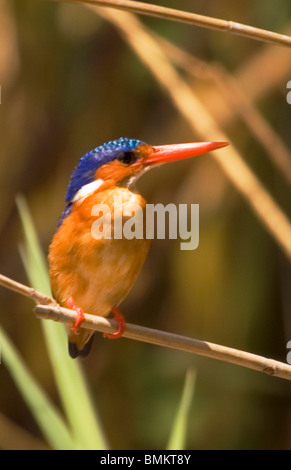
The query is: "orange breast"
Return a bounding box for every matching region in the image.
[48,187,150,317]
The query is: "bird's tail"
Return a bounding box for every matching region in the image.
[67,328,95,358]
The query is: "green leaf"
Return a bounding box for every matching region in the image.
[0,326,75,450]
[167,369,196,450]
[16,195,108,450]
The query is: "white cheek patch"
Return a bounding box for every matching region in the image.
[72,179,104,203]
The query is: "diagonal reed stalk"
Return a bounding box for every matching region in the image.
[1,268,291,381]
[49,0,291,47]
[33,303,291,382]
[152,36,291,188]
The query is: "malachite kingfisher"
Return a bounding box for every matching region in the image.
[48,137,228,358]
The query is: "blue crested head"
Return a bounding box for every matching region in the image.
[65,137,145,203]
[56,137,146,229]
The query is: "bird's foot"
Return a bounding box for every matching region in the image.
[104,306,126,339]
[66,297,85,334]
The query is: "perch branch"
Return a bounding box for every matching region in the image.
[1,272,291,381]
[34,303,291,382]
[50,0,291,47]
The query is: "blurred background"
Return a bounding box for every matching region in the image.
[0,0,291,449]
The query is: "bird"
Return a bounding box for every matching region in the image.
[48,137,228,358]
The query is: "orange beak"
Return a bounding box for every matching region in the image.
[144,141,229,166]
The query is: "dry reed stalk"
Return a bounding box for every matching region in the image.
[51,0,291,47]
[34,303,291,382]
[1,272,291,381]
[154,37,291,187]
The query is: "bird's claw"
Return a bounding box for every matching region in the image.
[104,306,126,339]
[66,297,85,335]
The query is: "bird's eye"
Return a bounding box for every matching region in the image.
[116,151,138,165]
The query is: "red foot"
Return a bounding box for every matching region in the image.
[104,306,126,339]
[66,297,85,334]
